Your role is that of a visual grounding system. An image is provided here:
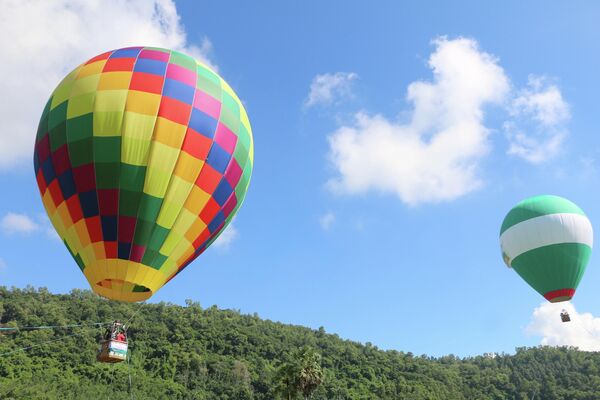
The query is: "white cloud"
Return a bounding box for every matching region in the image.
[327,37,509,205]
[1,212,41,234]
[0,0,215,171]
[319,212,335,230]
[213,223,238,249]
[505,75,570,163]
[305,72,358,108]
[0,257,6,271]
[526,302,600,351]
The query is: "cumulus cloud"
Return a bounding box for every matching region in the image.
[505,75,570,163]
[305,72,358,108]
[0,0,215,171]
[1,212,41,234]
[213,223,238,250]
[327,37,509,205]
[319,212,335,230]
[526,302,600,351]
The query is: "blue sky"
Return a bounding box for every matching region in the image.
[2,0,600,357]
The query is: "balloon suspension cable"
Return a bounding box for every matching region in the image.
[123,301,147,332]
[0,326,95,357]
[0,321,111,332]
[573,315,596,338]
[107,363,115,400]
[127,348,134,400]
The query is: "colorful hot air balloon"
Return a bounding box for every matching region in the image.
[33,47,253,302]
[499,195,593,302]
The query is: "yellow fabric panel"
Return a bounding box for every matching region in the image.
[41,190,57,216]
[74,219,91,248]
[121,137,151,166]
[169,238,193,265]
[50,66,82,109]
[125,90,162,116]
[97,71,133,91]
[184,216,207,243]
[171,208,197,235]
[176,246,195,266]
[114,259,128,283]
[93,111,124,137]
[56,202,74,231]
[121,112,157,166]
[49,212,66,240]
[79,243,95,267]
[159,259,178,279]
[92,241,106,260]
[94,90,128,112]
[164,175,192,205]
[240,103,252,140]
[77,60,106,78]
[144,142,180,197]
[66,92,95,118]
[160,231,183,255]
[66,225,84,257]
[154,117,186,148]
[156,200,183,228]
[184,186,210,214]
[143,167,172,198]
[173,152,203,183]
[122,112,157,140]
[70,74,101,97]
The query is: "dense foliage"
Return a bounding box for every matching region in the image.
[1,287,600,399]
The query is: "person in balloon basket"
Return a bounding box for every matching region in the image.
[104,321,127,342]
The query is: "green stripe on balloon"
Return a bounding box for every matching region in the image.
[511,243,591,299]
[500,195,586,235]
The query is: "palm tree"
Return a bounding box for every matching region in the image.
[297,347,324,400]
[276,347,324,400]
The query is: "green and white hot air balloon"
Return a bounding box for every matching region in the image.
[499,195,593,303]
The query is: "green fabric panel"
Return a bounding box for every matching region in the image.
[66,114,94,142]
[48,101,68,131]
[119,190,141,217]
[233,141,249,168]
[132,284,150,293]
[74,254,85,271]
[236,123,251,153]
[147,225,170,250]
[511,243,591,297]
[68,138,94,167]
[119,164,146,191]
[141,248,158,266]
[137,194,162,222]
[133,219,154,247]
[169,51,196,70]
[220,108,239,136]
[95,163,120,189]
[197,64,220,84]
[500,195,586,235]
[150,253,168,270]
[197,76,221,99]
[221,91,240,116]
[49,121,67,151]
[36,99,51,142]
[93,137,121,163]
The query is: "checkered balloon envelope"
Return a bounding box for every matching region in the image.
[34,47,254,302]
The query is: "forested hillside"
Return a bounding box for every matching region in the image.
[1,287,599,399]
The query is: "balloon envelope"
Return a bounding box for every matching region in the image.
[34,47,253,302]
[500,195,593,302]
